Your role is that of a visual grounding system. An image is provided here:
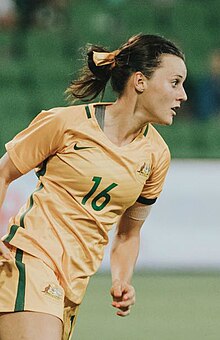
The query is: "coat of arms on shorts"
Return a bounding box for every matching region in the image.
[42,284,63,300]
[137,161,151,178]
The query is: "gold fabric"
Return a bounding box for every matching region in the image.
[93,49,120,68]
[62,304,79,340]
[3,103,170,305]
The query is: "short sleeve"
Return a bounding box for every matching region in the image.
[137,147,171,205]
[5,109,67,174]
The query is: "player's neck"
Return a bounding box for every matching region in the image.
[104,99,145,147]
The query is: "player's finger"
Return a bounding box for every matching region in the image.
[112,301,121,309]
[0,257,10,267]
[0,242,13,260]
[112,298,134,309]
[110,281,122,298]
[121,285,135,301]
[122,292,135,304]
[0,255,11,265]
[0,253,12,260]
[116,306,131,317]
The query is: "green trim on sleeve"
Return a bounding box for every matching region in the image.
[137,196,157,205]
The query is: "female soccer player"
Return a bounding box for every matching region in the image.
[0,33,187,339]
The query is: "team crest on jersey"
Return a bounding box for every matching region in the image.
[137,161,151,178]
[42,284,63,300]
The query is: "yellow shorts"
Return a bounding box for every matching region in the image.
[0,246,79,340]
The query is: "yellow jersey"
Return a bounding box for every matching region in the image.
[2,103,170,304]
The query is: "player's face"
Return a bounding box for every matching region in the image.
[141,54,187,125]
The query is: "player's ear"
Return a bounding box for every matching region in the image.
[133,72,146,93]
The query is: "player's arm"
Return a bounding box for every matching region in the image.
[110,202,151,317]
[0,153,23,261]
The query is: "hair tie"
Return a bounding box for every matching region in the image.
[93,49,120,68]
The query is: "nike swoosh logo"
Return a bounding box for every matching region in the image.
[74,143,94,150]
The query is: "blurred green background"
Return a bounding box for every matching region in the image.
[0,0,220,158]
[74,272,220,340]
[1,2,220,339]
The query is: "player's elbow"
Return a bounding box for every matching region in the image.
[0,153,23,185]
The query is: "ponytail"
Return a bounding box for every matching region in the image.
[66,33,184,102]
[66,45,114,102]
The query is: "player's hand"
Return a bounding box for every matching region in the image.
[0,240,12,266]
[110,279,136,317]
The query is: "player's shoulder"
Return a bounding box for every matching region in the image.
[32,104,91,129]
[147,123,170,156]
[46,103,90,120]
[48,101,113,120]
[148,124,168,146]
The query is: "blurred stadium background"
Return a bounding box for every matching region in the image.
[0,1,220,339]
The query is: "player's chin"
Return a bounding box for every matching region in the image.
[164,113,175,126]
[158,116,174,126]
[151,112,174,126]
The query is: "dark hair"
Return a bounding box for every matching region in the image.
[66,33,185,102]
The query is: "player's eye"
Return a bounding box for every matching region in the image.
[171,80,179,87]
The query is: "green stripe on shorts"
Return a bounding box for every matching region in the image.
[14,249,26,311]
